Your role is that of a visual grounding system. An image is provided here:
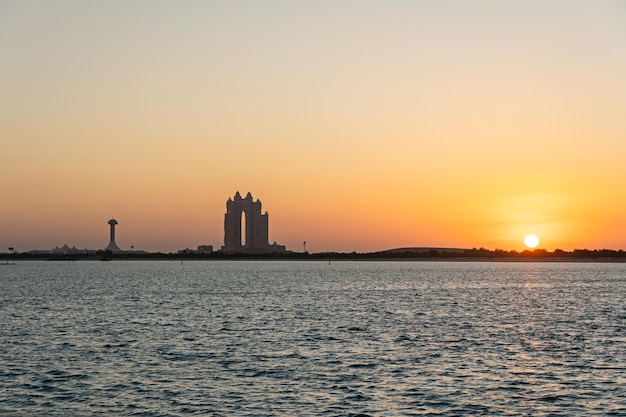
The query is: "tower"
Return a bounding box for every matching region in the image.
[221,192,285,253]
[105,218,122,252]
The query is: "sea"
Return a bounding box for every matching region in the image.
[1,260,625,416]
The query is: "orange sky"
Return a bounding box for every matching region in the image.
[1,1,625,253]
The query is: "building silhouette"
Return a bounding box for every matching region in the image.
[105,219,122,252]
[221,192,286,253]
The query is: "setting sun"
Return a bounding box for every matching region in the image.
[524,234,540,249]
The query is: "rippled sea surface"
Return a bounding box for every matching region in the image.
[1,261,625,416]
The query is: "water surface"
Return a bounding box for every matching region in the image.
[1,261,625,415]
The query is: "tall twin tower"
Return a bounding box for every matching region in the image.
[221,191,286,253]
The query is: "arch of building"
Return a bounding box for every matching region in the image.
[221,192,286,253]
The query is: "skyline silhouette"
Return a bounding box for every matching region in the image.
[3,191,625,256]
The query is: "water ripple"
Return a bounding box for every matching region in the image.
[1,261,625,415]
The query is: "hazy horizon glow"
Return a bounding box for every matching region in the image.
[1,1,625,253]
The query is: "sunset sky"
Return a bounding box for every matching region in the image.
[1,1,625,253]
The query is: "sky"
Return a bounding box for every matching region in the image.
[1,0,625,253]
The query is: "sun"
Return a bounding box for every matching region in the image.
[524,234,540,249]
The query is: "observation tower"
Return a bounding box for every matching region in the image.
[105,219,122,252]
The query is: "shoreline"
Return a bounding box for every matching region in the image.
[2,256,626,263]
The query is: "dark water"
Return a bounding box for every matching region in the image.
[1,261,625,416]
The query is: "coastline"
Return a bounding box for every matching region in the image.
[2,253,626,263]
